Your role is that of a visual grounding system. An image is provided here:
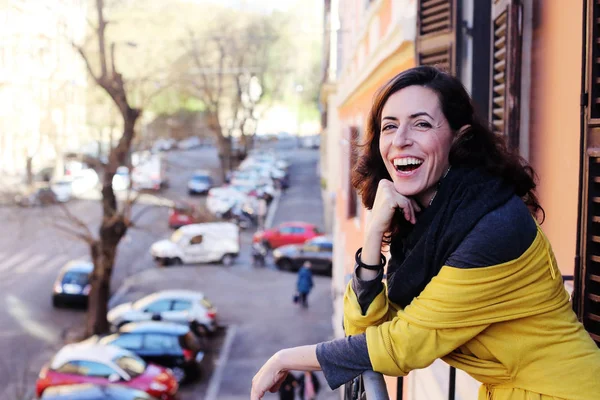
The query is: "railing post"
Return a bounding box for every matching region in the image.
[396,376,403,400]
[362,370,390,400]
[448,367,456,400]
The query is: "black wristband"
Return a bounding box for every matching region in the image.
[355,247,386,271]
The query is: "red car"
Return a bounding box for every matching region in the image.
[168,204,200,229]
[36,343,178,400]
[253,221,322,249]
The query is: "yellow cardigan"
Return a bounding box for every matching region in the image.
[344,226,600,400]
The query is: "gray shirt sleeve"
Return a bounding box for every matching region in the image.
[316,333,372,389]
[351,264,385,315]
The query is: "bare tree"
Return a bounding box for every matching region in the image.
[181,14,281,180]
[68,0,143,335]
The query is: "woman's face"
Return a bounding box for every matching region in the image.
[379,85,454,206]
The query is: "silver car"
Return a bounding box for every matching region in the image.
[108,290,217,333]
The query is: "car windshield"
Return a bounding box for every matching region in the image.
[200,298,213,309]
[192,175,210,182]
[113,355,146,378]
[170,229,184,243]
[62,271,89,286]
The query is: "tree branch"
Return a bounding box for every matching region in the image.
[52,222,95,245]
[56,203,95,240]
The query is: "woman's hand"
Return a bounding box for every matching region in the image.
[368,179,421,235]
[251,345,320,399]
[251,352,288,400]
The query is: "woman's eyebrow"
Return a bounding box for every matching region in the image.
[408,111,433,119]
[382,112,433,122]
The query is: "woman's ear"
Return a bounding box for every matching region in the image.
[454,124,472,143]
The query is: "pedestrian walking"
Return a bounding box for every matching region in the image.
[278,372,298,400]
[296,261,313,308]
[251,66,600,400]
[252,241,268,268]
[298,371,320,400]
[257,197,268,230]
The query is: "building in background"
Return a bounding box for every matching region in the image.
[322,0,598,399]
[0,0,88,181]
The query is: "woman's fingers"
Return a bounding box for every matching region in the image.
[251,365,288,400]
[393,192,420,224]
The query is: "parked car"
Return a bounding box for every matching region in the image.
[89,321,204,383]
[150,222,240,266]
[14,183,58,207]
[40,384,159,400]
[35,343,178,399]
[272,236,333,275]
[107,290,217,334]
[52,260,93,308]
[253,222,323,249]
[207,186,251,216]
[50,179,73,202]
[112,167,130,191]
[187,170,214,195]
[168,204,201,230]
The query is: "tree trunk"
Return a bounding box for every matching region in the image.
[86,116,137,336]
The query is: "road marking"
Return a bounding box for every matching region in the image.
[5,294,60,344]
[205,324,237,400]
[0,250,30,273]
[265,190,281,229]
[12,253,49,274]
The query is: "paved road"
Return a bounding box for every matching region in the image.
[0,146,223,399]
[0,140,334,400]
[110,146,338,400]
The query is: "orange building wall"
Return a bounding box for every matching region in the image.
[528,1,582,275]
[337,46,416,277]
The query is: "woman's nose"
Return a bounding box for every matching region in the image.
[391,125,412,147]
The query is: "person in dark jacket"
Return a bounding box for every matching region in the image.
[278,372,298,400]
[296,261,314,308]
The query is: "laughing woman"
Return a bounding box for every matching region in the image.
[250,66,600,400]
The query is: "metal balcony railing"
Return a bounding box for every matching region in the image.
[344,275,574,400]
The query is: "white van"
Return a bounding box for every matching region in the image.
[150,222,240,266]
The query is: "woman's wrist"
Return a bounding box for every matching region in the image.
[275,345,321,372]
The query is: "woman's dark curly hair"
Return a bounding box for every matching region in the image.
[352,66,543,234]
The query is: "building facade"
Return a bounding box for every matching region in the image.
[322,0,596,398]
[0,0,88,180]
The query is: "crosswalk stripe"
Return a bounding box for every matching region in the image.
[12,254,49,274]
[0,250,31,273]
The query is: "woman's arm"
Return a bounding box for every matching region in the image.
[250,345,319,400]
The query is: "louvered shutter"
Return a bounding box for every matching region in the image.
[576,0,600,346]
[489,0,523,150]
[416,0,457,74]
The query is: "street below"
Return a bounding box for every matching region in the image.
[0,141,337,400]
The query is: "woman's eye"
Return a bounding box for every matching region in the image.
[382,124,396,132]
[415,121,432,129]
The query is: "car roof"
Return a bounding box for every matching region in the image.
[277,221,317,228]
[61,260,94,274]
[41,383,156,400]
[50,343,131,369]
[307,235,332,244]
[175,222,238,235]
[139,289,205,302]
[119,321,189,335]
